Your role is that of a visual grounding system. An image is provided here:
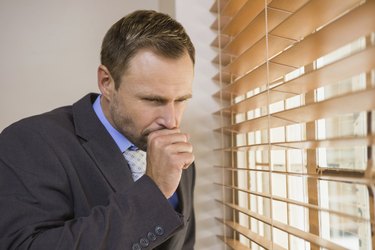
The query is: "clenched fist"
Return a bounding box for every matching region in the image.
[146,128,194,198]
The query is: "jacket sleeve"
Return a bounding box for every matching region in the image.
[0,123,184,250]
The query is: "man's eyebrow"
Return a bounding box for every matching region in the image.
[176,94,193,100]
[140,94,192,101]
[141,95,166,101]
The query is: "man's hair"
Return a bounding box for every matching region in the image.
[100,10,195,89]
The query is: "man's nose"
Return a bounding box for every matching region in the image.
[159,103,178,129]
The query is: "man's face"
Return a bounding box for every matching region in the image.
[103,49,194,150]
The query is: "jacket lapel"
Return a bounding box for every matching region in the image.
[72,93,134,192]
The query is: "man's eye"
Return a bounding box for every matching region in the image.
[145,98,163,104]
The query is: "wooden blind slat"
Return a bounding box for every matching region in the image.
[223,88,375,133]
[210,15,231,31]
[209,0,218,13]
[272,0,375,68]
[214,135,375,152]
[214,166,372,186]
[268,0,309,12]
[224,8,290,56]
[218,183,373,224]
[274,45,375,94]
[212,91,232,101]
[275,88,375,125]
[225,115,288,134]
[220,0,247,17]
[270,0,360,41]
[218,45,375,115]
[222,0,266,36]
[209,0,229,14]
[221,89,294,114]
[221,62,294,96]
[276,135,375,150]
[217,201,350,250]
[225,35,294,77]
[217,218,287,250]
[217,236,250,250]
[210,34,231,49]
[214,143,271,152]
[212,109,232,117]
[212,54,231,67]
[212,71,231,84]
[219,44,375,113]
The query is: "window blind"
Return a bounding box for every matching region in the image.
[211,0,375,249]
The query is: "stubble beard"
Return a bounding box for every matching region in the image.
[110,98,148,151]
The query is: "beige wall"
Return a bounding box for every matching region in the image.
[176,0,224,249]
[0,0,158,130]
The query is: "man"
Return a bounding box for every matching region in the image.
[0,10,196,250]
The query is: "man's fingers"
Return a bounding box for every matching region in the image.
[148,130,189,146]
[181,152,195,169]
[147,128,180,141]
[156,133,188,145]
[167,152,194,170]
[165,141,193,153]
[146,128,194,198]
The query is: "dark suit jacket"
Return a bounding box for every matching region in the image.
[0,93,195,250]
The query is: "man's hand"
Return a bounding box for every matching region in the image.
[146,128,194,198]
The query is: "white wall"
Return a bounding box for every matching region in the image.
[0,0,223,248]
[0,0,158,130]
[176,0,224,249]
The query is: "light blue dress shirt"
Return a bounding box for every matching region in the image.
[93,95,179,209]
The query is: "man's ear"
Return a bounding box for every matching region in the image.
[97,65,115,100]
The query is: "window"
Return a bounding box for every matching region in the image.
[211,0,375,249]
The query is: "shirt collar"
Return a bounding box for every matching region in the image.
[93,95,133,152]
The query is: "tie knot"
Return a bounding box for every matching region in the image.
[123,148,147,181]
